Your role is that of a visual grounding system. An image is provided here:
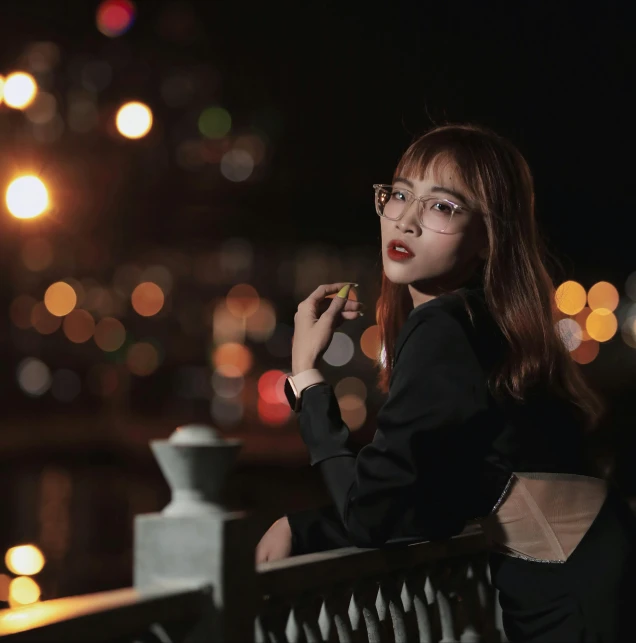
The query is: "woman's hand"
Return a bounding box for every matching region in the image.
[255,516,293,564]
[292,282,364,374]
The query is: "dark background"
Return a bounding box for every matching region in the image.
[1,0,636,602]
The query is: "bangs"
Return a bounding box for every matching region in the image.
[393,134,488,212]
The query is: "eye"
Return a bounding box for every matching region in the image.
[391,190,407,202]
[431,200,454,215]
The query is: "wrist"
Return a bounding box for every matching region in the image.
[292,362,316,376]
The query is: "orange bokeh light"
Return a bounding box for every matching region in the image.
[131,282,164,317]
[360,325,381,359]
[44,282,77,317]
[212,342,253,377]
[226,284,260,319]
[587,281,619,312]
[94,317,126,351]
[555,281,586,315]
[62,309,95,343]
[126,342,160,376]
[586,309,617,343]
[31,302,61,334]
[570,339,600,364]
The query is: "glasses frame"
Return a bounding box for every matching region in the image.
[373,183,471,235]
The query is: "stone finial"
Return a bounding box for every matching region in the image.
[150,423,242,517]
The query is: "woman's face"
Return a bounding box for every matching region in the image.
[380,159,487,297]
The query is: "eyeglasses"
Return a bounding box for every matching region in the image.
[373,184,473,235]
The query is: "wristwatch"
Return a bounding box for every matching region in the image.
[284,369,325,412]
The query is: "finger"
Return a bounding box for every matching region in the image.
[302,282,358,314]
[340,310,363,320]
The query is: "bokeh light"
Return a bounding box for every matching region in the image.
[555,318,583,352]
[211,366,244,398]
[126,342,160,376]
[131,282,164,317]
[0,574,9,602]
[140,265,173,294]
[625,271,636,302]
[8,577,41,606]
[31,302,62,335]
[258,397,291,427]
[245,299,277,341]
[555,281,586,315]
[258,370,287,405]
[621,317,636,349]
[10,295,37,329]
[0,76,4,105]
[211,396,243,427]
[335,377,367,401]
[6,176,49,219]
[96,0,136,37]
[571,339,600,364]
[360,325,381,360]
[573,307,592,341]
[226,284,260,319]
[25,91,57,124]
[44,282,77,317]
[220,149,254,182]
[212,342,253,377]
[17,358,51,396]
[94,317,126,351]
[339,395,367,431]
[51,369,82,402]
[199,106,231,139]
[63,309,95,343]
[5,545,45,576]
[323,332,355,367]
[21,237,54,271]
[212,302,246,344]
[116,101,153,139]
[587,281,619,312]
[2,72,37,109]
[586,309,618,342]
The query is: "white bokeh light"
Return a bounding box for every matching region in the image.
[556,318,583,352]
[322,332,355,367]
[17,358,51,396]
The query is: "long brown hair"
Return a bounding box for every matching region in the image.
[376,123,604,430]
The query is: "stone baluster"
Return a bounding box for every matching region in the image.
[133,423,257,643]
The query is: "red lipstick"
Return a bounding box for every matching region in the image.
[387,239,415,261]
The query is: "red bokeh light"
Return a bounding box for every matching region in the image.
[257,369,286,405]
[97,0,136,38]
[257,398,290,426]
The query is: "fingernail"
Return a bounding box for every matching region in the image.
[337,285,352,299]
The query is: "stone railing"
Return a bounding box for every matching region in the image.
[0,425,506,642]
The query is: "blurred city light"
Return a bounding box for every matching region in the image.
[555,281,586,315]
[556,318,583,352]
[94,317,126,351]
[335,376,367,401]
[2,72,37,109]
[211,301,245,345]
[10,295,37,329]
[571,339,600,364]
[63,308,98,343]
[211,396,243,427]
[0,75,4,104]
[5,545,45,576]
[360,325,381,360]
[199,106,231,139]
[131,282,164,317]
[220,149,254,182]
[212,342,253,377]
[8,577,41,606]
[573,307,592,341]
[30,303,61,335]
[24,91,56,124]
[258,370,287,405]
[116,101,153,139]
[21,237,54,271]
[257,397,290,427]
[5,176,49,219]
[126,342,160,376]
[211,366,244,398]
[338,395,367,430]
[625,271,636,302]
[245,299,276,341]
[323,332,355,367]
[586,309,618,342]
[96,0,136,38]
[226,284,260,319]
[587,281,619,312]
[44,282,77,317]
[0,574,9,602]
[621,317,636,349]
[17,358,52,396]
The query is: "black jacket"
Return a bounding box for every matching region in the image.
[287,284,599,555]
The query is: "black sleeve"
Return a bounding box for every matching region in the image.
[293,307,488,551]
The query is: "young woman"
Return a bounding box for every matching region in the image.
[255,123,636,641]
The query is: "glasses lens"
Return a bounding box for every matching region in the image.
[421,197,457,233]
[375,186,410,220]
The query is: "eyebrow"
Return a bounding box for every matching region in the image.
[393,176,469,205]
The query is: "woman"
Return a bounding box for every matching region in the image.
[256,123,636,641]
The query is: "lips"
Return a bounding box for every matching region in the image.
[387,239,415,258]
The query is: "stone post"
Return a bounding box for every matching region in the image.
[134,424,257,642]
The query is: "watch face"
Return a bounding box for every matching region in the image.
[283,377,298,411]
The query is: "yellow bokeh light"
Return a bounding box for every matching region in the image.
[3,72,37,109]
[5,545,45,576]
[8,577,41,605]
[586,308,617,342]
[573,307,592,341]
[6,176,49,219]
[44,282,77,317]
[94,317,126,352]
[116,101,153,139]
[131,282,164,317]
[555,281,586,315]
[226,284,260,319]
[587,281,619,312]
[212,342,253,377]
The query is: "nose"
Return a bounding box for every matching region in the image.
[395,199,421,234]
